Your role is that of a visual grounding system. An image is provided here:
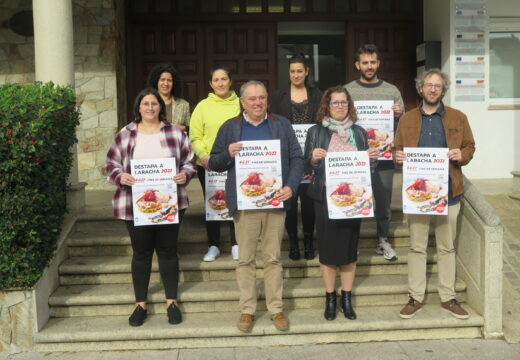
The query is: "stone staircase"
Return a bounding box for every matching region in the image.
[33,185,484,351]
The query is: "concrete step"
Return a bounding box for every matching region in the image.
[34,305,483,351]
[48,274,467,317]
[58,247,439,285]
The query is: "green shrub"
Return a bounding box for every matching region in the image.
[0,82,80,289]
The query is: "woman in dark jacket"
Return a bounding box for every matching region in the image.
[270,53,322,261]
[304,86,378,321]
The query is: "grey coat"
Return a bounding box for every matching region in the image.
[209,113,304,215]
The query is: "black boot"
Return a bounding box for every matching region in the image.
[303,232,315,260]
[288,234,300,260]
[340,290,357,320]
[324,291,337,320]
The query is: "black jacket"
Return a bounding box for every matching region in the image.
[303,124,369,201]
[270,86,322,124]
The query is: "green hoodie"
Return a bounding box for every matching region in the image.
[189,91,240,166]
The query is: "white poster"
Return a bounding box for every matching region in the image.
[205,170,232,221]
[402,147,449,215]
[235,140,283,210]
[354,100,394,160]
[325,151,373,219]
[293,124,314,183]
[130,158,178,226]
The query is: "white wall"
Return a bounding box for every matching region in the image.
[424,0,520,178]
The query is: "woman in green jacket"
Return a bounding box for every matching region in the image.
[189,68,240,261]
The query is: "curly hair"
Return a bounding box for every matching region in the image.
[146,63,182,98]
[316,86,357,123]
[132,87,167,123]
[415,68,450,94]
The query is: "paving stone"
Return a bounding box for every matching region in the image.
[398,339,466,359]
[179,347,234,360]
[343,341,409,360]
[450,338,520,360]
[236,344,348,360]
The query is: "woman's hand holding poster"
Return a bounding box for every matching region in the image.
[325,151,374,219]
[130,158,178,225]
[235,140,283,210]
[402,147,449,215]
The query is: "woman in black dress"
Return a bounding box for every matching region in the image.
[270,53,322,260]
[304,86,378,321]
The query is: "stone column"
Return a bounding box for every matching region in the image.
[510,171,520,200]
[33,0,86,210]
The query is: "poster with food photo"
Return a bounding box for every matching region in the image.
[235,140,282,210]
[354,100,394,160]
[325,151,374,219]
[402,147,449,216]
[293,124,315,184]
[205,170,232,221]
[130,158,178,226]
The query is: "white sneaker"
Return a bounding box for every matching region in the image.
[203,246,220,262]
[231,245,239,260]
[375,241,397,261]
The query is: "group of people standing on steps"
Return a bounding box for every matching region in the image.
[105,43,475,331]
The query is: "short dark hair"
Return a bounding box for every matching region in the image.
[146,63,182,98]
[288,53,309,70]
[316,86,357,123]
[209,67,232,81]
[133,87,167,123]
[354,44,380,62]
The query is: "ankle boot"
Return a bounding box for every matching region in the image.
[288,234,300,260]
[340,290,357,320]
[303,232,315,260]
[324,291,337,320]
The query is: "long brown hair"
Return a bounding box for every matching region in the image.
[316,86,357,124]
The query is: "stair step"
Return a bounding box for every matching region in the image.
[58,247,440,285]
[34,305,483,351]
[49,274,466,317]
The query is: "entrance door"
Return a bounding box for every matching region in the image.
[126,22,277,122]
[346,22,419,110]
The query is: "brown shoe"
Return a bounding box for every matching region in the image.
[399,297,422,319]
[271,312,289,331]
[237,313,254,332]
[441,299,469,319]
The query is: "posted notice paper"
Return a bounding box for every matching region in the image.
[325,151,374,219]
[354,100,394,160]
[130,157,178,226]
[402,147,449,216]
[235,140,283,210]
[205,170,232,221]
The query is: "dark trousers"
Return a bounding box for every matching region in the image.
[371,164,394,239]
[125,210,184,302]
[197,165,237,247]
[285,183,315,237]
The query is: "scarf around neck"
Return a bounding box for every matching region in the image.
[322,116,354,144]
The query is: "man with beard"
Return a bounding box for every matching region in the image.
[345,44,404,261]
[393,69,475,319]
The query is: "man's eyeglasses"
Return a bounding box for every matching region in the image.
[423,83,442,90]
[329,101,349,108]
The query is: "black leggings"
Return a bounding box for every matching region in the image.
[197,166,237,247]
[125,210,184,303]
[285,183,315,237]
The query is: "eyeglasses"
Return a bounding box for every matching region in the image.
[423,83,443,90]
[329,101,349,108]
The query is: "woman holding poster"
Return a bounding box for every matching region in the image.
[105,88,196,327]
[304,86,378,321]
[271,54,322,261]
[189,68,241,262]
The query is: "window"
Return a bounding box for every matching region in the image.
[489,18,520,106]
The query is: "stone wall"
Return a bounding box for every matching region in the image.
[0,0,119,189]
[0,290,35,352]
